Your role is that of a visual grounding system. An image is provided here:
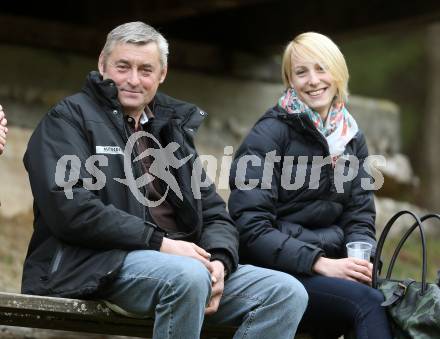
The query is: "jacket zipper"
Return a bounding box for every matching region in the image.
[151,105,202,239]
[117,109,165,239]
[281,113,336,192]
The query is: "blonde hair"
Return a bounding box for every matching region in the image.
[281,32,349,104]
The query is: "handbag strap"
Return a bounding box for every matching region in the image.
[387,214,439,280]
[372,210,427,294]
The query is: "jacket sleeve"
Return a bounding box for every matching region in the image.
[336,132,377,257]
[278,220,344,258]
[198,177,239,275]
[228,117,324,275]
[24,103,162,251]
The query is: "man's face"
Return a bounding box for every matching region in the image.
[98,42,167,116]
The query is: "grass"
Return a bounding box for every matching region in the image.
[379,232,440,283]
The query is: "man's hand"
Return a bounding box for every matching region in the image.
[312,257,373,285]
[160,238,213,271]
[0,105,8,155]
[205,260,225,315]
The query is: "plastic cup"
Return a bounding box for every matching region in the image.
[346,242,372,260]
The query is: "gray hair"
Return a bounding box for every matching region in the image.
[101,21,169,69]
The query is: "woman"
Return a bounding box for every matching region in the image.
[228,32,392,338]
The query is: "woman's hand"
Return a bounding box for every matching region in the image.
[312,256,373,285]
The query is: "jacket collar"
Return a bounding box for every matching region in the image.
[82,71,121,110]
[258,105,310,132]
[152,91,207,132]
[82,71,207,132]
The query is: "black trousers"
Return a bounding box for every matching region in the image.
[296,275,393,339]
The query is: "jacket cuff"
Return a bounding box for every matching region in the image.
[210,251,234,280]
[147,229,164,251]
[307,248,325,275]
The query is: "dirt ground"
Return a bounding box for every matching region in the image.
[0,212,33,293]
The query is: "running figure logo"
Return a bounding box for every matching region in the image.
[115,131,193,207]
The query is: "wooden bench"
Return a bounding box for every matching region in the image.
[0,292,314,338]
[0,292,237,338]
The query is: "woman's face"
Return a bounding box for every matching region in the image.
[290,56,337,118]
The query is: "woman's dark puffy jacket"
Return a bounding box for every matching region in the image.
[228,105,376,275]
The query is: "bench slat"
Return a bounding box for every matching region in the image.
[0,292,236,338]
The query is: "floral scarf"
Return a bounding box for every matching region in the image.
[278,87,359,163]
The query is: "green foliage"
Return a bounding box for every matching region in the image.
[339,29,427,153]
[380,233,440,283]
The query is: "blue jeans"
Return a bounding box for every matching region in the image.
[296,275,392,339]
[102,250,308,339]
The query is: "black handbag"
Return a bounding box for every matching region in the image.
[372,211,440,339]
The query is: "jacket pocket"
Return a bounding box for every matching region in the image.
[49,244,65,275]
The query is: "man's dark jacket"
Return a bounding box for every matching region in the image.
[22,71,238,298]
[228,105,376,275]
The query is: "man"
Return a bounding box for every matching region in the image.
[0,105,7,154]
[22,22,308,338]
